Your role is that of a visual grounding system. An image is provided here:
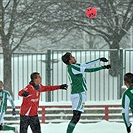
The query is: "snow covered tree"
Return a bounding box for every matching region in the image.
[0,0,59,94]
[0,0,132,94]
[43,0,132,76]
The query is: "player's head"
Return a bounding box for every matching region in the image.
[124,73,133,87]
[30,72,42,85]
[62,52,76,65]
[0,81,3,90]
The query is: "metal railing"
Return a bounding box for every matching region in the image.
[0,49,132,101]
[6,104,122,124]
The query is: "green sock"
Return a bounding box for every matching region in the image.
[66,122,76,133]
[3,125,15,132]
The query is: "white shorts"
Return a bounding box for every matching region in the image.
[71,92,86,112]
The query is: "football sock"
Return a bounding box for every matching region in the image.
[3,125,15,132]
[66,122,76,133]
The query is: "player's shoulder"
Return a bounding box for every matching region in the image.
[123,88,133,96]
[23,84,33,91]
[3,90,10,95]
[69,63,80,67]
[26,84,31,88]
[127,87,133,94]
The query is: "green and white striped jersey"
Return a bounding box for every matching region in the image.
[0,89,15,112]
[122,85,133,127]
[67,58,104,94]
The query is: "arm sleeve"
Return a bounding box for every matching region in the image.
[71,64,104,75]
[7,92,15,109]
[84,66,104,72]
[81,58,100,68]
[40,84,60,92]
[18,87,29,97]
[122,93,130,127]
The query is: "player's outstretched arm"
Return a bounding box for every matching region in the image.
[84,66,103,72]
[84,64,111,72]
[81,57,108,68]
[81,58,100,68]
[6,92,16,116]
[40,84,68,92]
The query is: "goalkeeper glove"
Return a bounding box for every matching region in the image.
[60,84,68,90]
[100,57,108,62]
[103,65,111,69]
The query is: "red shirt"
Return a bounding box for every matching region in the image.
[18,84,60,116]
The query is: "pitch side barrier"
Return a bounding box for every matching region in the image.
[0,49,132,101]
[7,104,122,124]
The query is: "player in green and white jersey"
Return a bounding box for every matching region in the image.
[0,81,17,132]
[62,52,111,133]
[122,73,133,133]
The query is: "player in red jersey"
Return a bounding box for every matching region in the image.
[18,72,68,133]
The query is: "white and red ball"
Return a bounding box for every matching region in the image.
[86,7,97,18]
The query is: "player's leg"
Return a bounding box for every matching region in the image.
[29,115,41,133]
[0,112,5,130]
[67,110,82,133]
[3,125,15,132]
[0,111,18,132]
[20,114,29,133]
[3,125,18,133]
[66,92,86,133]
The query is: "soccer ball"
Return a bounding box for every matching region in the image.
[86,7,97,18]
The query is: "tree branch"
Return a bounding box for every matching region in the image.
[6,0,18,40]
[12,21,37,52]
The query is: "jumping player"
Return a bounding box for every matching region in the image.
[18,72,68,133]
[0,80,17,132]
[61,52,111,133]
[122,73,133,133]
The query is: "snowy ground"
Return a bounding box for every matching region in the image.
[0,120,130,133]
[3,100,129,133]
[31,120,128,133]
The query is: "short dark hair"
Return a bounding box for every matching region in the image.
[124,73,133,85]
[61,52,71,65]
[30,72,40,81]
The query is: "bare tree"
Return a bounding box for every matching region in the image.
[41,0,132,76]
[0,0,132,94]
[0,0,60,94]
[0,0,2,46]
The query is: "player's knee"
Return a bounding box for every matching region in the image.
[70,110,82,124]
[71,116,80,124]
